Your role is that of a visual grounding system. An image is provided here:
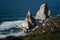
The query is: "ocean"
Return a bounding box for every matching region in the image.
[0,0,60,38]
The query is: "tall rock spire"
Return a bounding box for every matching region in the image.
[35,3,49,20]
[26,10,32,22]
[21,10,36,32]
[21,10,31,31]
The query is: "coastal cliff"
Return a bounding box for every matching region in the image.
[0,3,60,40]
[22,3,52,32]
[22,10,36,32]
[0,13,60,40]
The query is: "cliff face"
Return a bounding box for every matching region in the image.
[22,3,52,33]
[35,3,47,20]
[35,3,51,20]
[22,10,36,32]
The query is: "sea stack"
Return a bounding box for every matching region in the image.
[35,3,49,20]
[21,10,36,32]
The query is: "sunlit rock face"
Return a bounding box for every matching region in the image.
[21,10,36,32]
[35,3,49,20]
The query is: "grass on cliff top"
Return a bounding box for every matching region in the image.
[28,33,60,40]
[0,33,60,40]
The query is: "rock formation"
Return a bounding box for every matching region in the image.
[48,10,52,18]
[22,3,52,33]
[35,3,49,20]
[21,10,36,32]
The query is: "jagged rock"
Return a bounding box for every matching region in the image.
[22,3,58,33]
[35,3,49,20]
[21,10,36,32]
[48,10,52,18]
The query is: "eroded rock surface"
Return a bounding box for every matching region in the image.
[22,10,36,32]
[35,3,49,20]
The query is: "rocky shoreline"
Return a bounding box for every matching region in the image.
[0,3,60,40]
[0,14,60,40]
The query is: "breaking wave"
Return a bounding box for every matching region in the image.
[0,20,27,38]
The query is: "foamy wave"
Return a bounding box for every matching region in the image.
[0,20,24,30]
[0,20,27,38]
[0,31,27,38]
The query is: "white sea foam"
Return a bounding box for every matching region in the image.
[0,31,27,38]
[0,20,24,30]
[0,20,27,38]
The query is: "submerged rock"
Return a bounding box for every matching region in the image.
[35,3,49,20]
[21,10,36,32]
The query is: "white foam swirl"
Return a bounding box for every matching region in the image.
[0,20,27,38]
[0,20,24,30]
